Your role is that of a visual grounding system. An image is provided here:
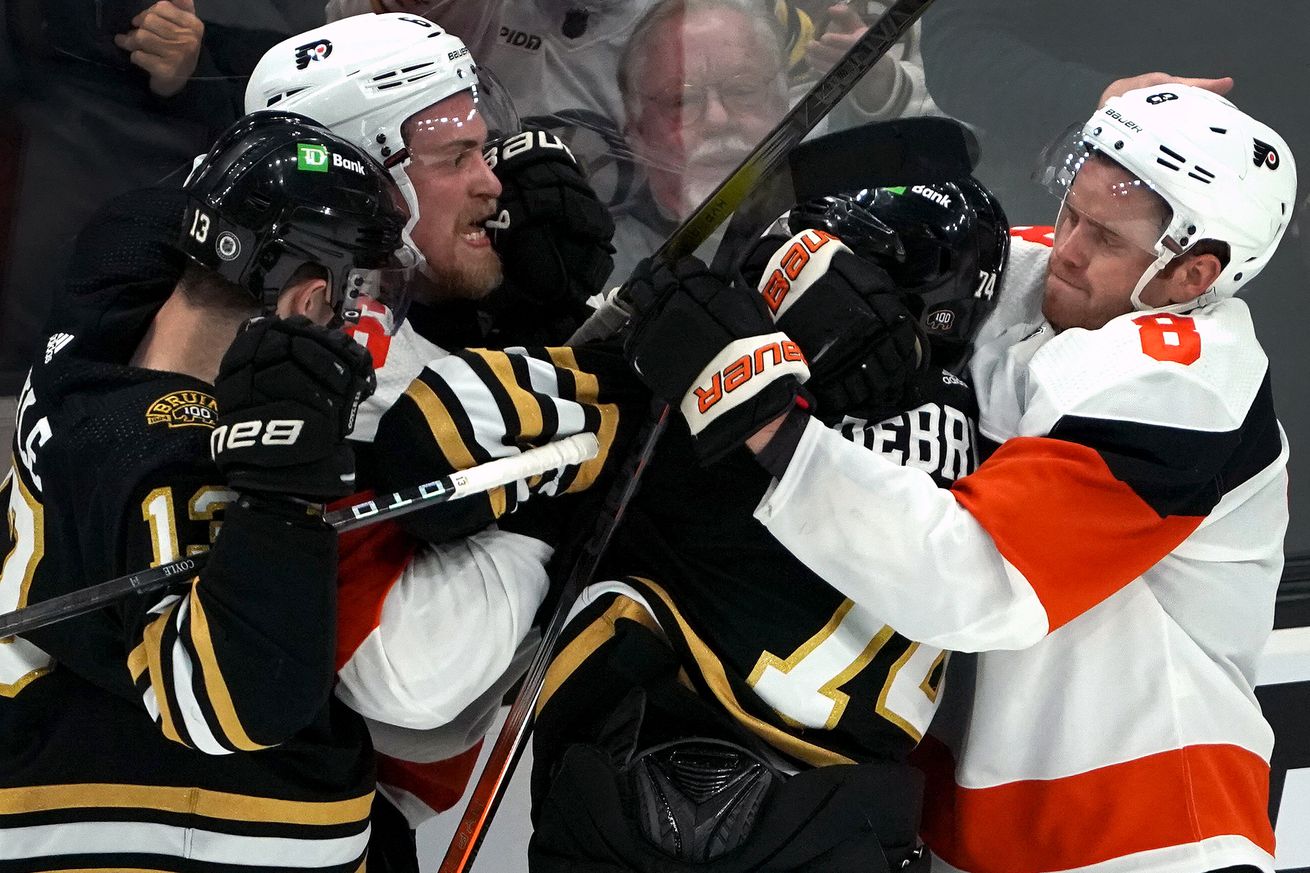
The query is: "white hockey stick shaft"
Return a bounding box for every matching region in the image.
[0,434,599,639]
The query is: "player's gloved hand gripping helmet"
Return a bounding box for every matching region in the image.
[244,13,519,280]
[1034,84,1297,312]
[181,112,415,332]
[777,176,1011,372]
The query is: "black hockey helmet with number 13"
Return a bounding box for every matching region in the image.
[787,177,1010,372]
[180,111,417,334]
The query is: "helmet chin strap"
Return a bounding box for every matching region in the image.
[1129,250,1172,311]
[1131,246,1220,316]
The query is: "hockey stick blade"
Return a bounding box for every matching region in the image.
[0,434,599,640]
[438,2,942,870]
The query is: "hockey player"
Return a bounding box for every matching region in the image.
[0,115,397,870]
[526,179,1009,873]
[244,13,627,855]
[624,85,1294,873]
[245,13,617,352]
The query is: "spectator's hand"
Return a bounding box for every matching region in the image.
[1098,73,1233,108]
[806,4,898,111]
[113,0,204,98]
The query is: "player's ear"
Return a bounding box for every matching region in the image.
[1167,250,1224,304]
[276,276,333,325]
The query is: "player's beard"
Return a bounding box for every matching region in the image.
[426,249,503,302]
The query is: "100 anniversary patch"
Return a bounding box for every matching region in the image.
[146,391,218,429]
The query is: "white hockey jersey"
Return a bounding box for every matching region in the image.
[755,230,1287,873]
[333,320,555,825]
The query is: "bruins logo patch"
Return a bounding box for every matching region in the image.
[147,390,218,429]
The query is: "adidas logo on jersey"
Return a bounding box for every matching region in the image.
[44,333,74,363]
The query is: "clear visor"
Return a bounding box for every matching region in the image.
[1034,123,1179,259]
[473,67,521,141]
[341,244,419,337]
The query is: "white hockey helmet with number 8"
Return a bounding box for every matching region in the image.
[1035,84,1296,311]
[245,13,518,273]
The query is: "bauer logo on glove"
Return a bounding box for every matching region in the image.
[688,334,807,422]
[757,229,849,318]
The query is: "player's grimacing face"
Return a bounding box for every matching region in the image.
[401,91,503,300]
[1044,156,1171,331]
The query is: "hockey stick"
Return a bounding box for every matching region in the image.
[0,433,599,640]
[437,2,948,870]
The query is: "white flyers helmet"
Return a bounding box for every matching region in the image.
[1036,84,1296,309]
[245,13,518,273]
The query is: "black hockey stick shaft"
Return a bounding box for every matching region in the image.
[438,2,942,870]
[0,434,599,640]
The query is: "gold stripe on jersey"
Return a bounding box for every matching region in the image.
[188,589,271,752]
[632,578,855,768]
[140,601,185,745]
[538,596,661,715]
[127,640,148,683]
[467,350,546,441]
[0,782,374,825]
[402,377,508,518]
[546,347,619,493]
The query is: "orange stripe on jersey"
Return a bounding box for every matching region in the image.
[334,519,418,671]
[916,736,1274,872]
[376,743,482,816]
[952,436,1203,631]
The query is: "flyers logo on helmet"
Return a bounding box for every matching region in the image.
[693,339,806,414]
[759,229,844,316]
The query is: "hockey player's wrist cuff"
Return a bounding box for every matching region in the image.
[753,397,811,478]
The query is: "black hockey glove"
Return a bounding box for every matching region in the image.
[623,255,811,465]
[741,229,927,415]
[482,128,616,344]
[213,316,376,500]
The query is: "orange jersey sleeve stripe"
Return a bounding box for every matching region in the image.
[952,436,1203,631]
[916,737,1274,872]
[375,743,483,816]
[334,519,418,670]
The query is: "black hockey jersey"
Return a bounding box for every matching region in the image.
[0,340,374,871]
[559,367,983,768]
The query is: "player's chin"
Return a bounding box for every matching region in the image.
[1041,281,1081,331]
[459,251,504,300]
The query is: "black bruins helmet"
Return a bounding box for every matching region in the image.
[180,111,413,327]
[788,177,1010,372]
